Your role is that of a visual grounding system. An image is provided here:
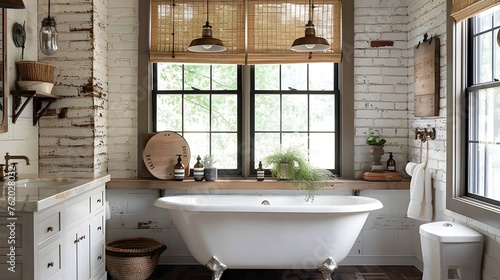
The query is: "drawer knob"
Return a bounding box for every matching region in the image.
[47,262,54,268]
[79,235,86,240]
[47,226,54,232]
[97,226,102,231]
[97,199,102,203]
[97,255,102,260]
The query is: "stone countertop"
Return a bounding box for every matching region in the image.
[0,175,111,212]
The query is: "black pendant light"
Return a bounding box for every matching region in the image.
[39,0,58,55]
[291,0,330,52]
[188,0,226,53]
[0,0,25,9]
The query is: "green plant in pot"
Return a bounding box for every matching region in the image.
[264,147,334,201]
[203,155,217,181]
[366,130,386,171]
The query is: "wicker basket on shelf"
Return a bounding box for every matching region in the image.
[106,237,167,280]
[16,61,55,83]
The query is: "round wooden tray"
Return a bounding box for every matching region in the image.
[142,132,191,180]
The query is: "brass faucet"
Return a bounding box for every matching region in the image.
[4,153,30,179]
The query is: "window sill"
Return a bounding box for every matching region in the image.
[106,178,410,190]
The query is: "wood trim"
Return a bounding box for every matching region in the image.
[106,178,410,190]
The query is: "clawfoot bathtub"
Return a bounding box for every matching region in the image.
[154,194,383,280]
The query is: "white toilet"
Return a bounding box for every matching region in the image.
[419,221,484,280]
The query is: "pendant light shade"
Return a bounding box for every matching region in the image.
[188,0,226,53]
[291,0,330,52]
[40,0,58,55]
[0,0,25,9]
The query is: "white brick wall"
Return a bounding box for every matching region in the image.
[353,0,410,177]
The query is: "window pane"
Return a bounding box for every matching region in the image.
[255,65,280,90]
[310,133,336,169]
[157,95,182,131]
[254,133,280,168]
[212,94,238,131]
[282,133,308,152]
[255,94,280,131]
[184,64,210,90]
[476,9,493,33]
[309,63,334,90]
[468,87,500,201]
[310,94,335,131]
[184,95,210,131]
[157,63,183,90]
[211,133,238,169]
[475,33,493,83]
[282,94,307,131]
[183,133,210,168]
[212,65,238,90]
[281,64,307,90]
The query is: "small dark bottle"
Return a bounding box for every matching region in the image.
[193,155,204,181]
[256,161,265,181]
[387,152,396,171]
[174,155,185,181]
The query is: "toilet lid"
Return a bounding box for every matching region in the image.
[419,222,483,243]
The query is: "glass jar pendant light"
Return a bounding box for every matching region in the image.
[188,0,226,53]
[291,0,330,52]
[40,0,58,55]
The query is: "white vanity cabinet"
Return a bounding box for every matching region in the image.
[0,178,107,280]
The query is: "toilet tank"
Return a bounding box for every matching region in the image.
[419,221,484,280]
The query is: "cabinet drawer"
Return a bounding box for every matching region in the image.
[64,197,90,226]
[91,191,104,213]
[38,212,60,244]
[92,240,105,277]
[39,242,61,280]
[91,213,105,242]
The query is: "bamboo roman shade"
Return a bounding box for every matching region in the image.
[150,0,342,64]
[451,0,500,22]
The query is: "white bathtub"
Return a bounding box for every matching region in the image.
[154,194,383,280]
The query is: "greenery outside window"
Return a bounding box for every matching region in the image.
[153,63,339,176]
[153,63,242,174]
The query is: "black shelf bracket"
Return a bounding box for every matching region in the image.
[11,90,60,126]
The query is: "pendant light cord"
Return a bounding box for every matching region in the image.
[206,0,209,24]
[48,0,51,17]
[171,0,175,58]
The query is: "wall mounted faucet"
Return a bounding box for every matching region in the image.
[4,153,30,180]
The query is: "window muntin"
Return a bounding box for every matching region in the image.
[466,6,500,205]
[251,63,338,173]
[153,63,241,172]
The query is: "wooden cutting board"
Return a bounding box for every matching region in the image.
[363,171,404,182]
[142,131,191,180]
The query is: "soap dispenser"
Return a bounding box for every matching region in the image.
[193,155,204,181]
[174,155,185,181]
[256,161,264,181]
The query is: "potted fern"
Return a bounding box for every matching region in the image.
[264,148,334,201]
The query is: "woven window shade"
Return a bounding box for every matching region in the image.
[247,0,341,64]
[150,0,246,64]
[451,0,500,22]
[150,0,341,64]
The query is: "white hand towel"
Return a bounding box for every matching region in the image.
[405,162,418,176]
[407,163,433,222]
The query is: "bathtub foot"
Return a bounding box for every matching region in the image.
[317,257,338,280]
[206,256,227,280]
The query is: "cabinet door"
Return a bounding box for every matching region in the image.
[64,221,91,280]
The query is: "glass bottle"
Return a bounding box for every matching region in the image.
[256,161,265,181]
[193,155,204,181]
[174,154,185,181]
[387,152,396,171]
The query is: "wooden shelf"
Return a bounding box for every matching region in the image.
[11,90,61,125]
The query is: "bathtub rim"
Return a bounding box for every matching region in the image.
[154,194,383,213]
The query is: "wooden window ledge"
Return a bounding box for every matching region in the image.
[106,178,410,190]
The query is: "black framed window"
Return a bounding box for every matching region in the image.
[152,63,242,175]
[250,63,339,174]
[466,6,500,205]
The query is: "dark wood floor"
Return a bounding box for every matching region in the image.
[142,265,423,280]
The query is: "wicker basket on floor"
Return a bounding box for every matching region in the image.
[106,237,167,280]
[17,60,55,83]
